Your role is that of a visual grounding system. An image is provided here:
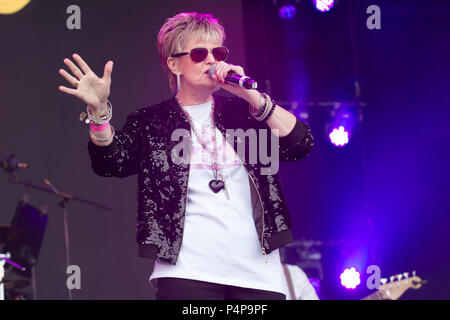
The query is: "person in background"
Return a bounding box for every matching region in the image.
[282,264,319,300]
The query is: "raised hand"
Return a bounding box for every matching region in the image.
[58,53,113,112]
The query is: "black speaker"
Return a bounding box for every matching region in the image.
[5,201,48,275]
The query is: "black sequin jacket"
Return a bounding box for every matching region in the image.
[87,95,314,264]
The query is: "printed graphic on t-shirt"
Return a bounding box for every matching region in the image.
[190,123,242,182]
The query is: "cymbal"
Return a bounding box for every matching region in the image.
[2,277,31,290]
[0,225,20,244]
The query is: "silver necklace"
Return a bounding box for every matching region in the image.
[176,95,230,199]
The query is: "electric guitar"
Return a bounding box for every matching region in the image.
[362,271,425,300]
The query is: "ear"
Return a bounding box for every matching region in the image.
[167,56,180,75]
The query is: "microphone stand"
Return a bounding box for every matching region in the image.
[46,180,73,301]
[7,173,112,300]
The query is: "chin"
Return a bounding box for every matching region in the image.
[198,81,221,93]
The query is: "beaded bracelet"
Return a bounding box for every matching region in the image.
[249,93,278,121]
[263,100,277,121]
[80,100,112,125]
[250,93,269,120]
[254,95,273,121]
[88,100,112,124]
[255,93,269,118]
[249,94,264,116]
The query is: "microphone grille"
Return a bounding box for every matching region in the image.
[208,64,217,78]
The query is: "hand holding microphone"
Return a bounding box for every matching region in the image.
[209,63,258,90]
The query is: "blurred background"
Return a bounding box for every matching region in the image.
[0,0,449,299]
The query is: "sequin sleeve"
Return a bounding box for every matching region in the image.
[87,111,141,178]
[277,117,314,161]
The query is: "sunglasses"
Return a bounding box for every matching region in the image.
[171,46,229,63]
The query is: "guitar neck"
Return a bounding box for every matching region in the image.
[361,290,385,300]
[361,274,422,300]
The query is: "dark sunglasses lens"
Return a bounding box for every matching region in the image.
[212,47,228,61]
[190,48,208,62]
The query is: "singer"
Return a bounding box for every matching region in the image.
[58,12,314,300]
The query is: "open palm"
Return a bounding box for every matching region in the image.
[58,53,113,110]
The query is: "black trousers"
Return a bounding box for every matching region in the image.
[156,277,286,300]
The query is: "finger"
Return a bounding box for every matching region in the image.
[215,63,226,82]
[221,65,231,83]
[72,53,93,75]
[214,65,221,82]
[59,68,79,87]
[64,58,84,79]
[221,62,236,82]
[224,62,244,76]
[227,64,244,77]
[221,65,233,82]
[58,85,78,96]
[211,65,219,81]
[235,66,245,75]
[103,61,113,81]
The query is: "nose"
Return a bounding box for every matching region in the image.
[204,50,217,64]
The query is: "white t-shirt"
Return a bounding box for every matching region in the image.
[149,99,287,296]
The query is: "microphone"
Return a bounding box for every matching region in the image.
[209,64,258,90]
[0,153,29,173]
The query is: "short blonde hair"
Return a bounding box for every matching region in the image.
[157,12,226,92]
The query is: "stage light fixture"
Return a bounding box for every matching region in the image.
[279,5,296,19]
[274,0,300,19]
[327,104,354,147]
[340,267,361,289]
[329,126,349,147]
[314,0,335,12]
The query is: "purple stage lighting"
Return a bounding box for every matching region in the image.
[329,126,349,147]
[309,278,321,293]
[340,267,361,289]
[278,5,296,19]
[315,0,335,12]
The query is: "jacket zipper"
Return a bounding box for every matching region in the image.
[176,162,190,265]
[213,111,267,263]
[212,102,267,263]
[175,108,191,265]
[247,170,268,263]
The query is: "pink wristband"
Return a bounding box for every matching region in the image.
[90,121,110,132]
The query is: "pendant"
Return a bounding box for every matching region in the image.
[209,179,225,193]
